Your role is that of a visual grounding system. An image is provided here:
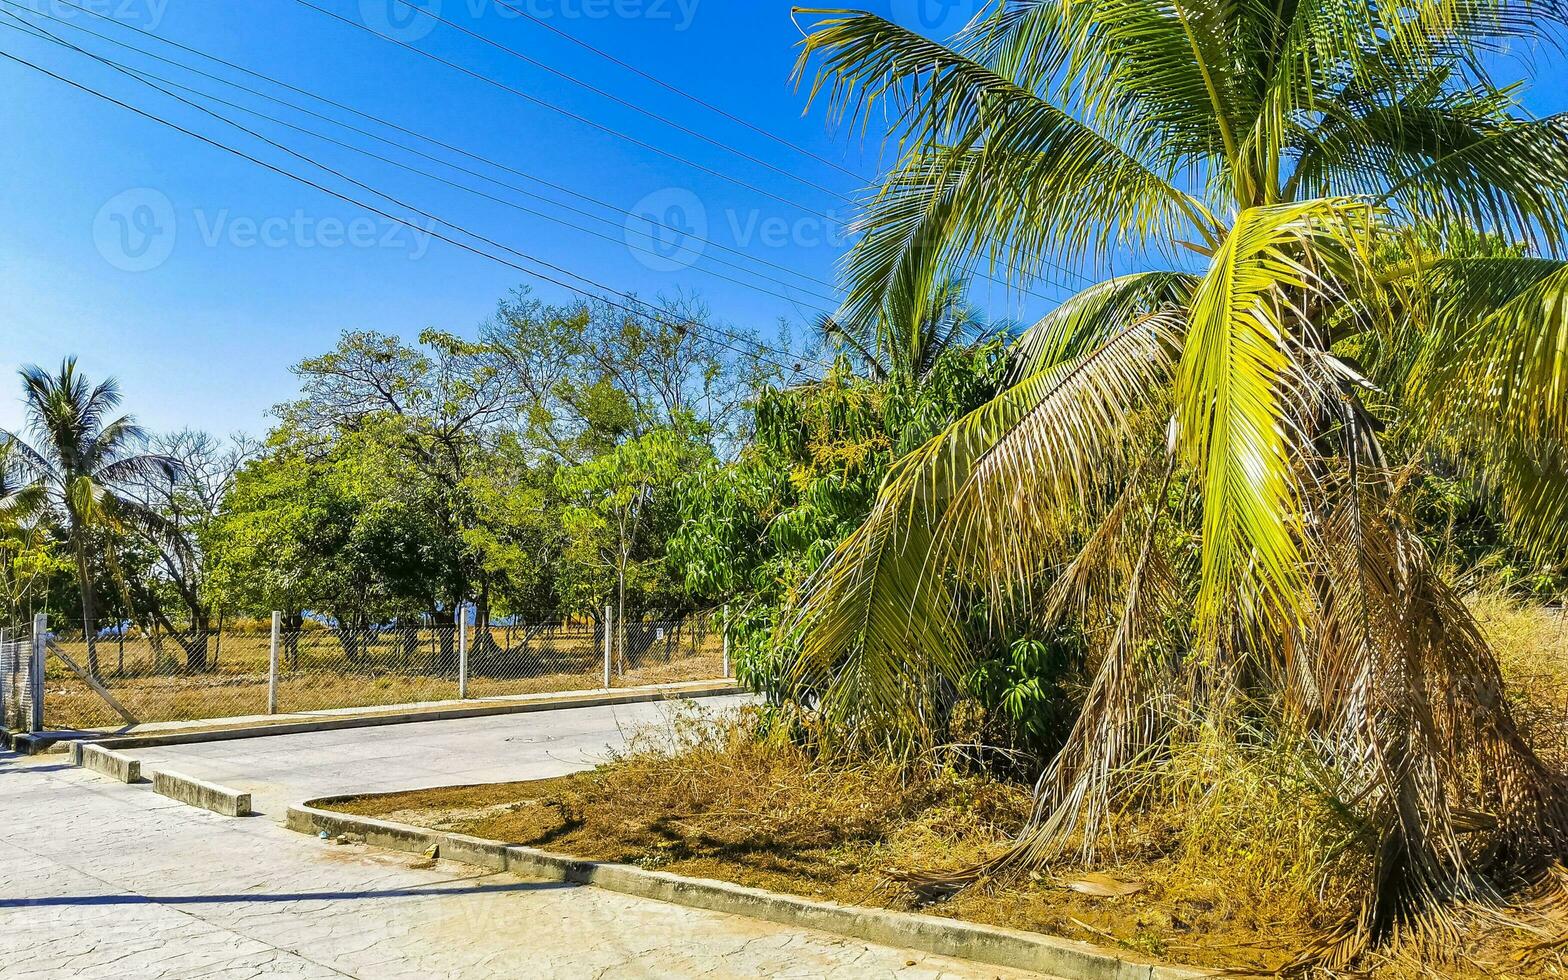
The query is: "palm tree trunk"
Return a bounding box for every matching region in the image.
[73,538,100,680]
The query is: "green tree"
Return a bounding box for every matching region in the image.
[0,359,178,676]
[671,340,1008,691]
[0,441,59,630]
[556,423,712,667]
[818,275,1003,383]
[787,1,1568,956]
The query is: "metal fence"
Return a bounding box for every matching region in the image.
[26,608,728,733]
[0,626,39,733]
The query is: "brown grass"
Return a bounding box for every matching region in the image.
[324,598,1568,978]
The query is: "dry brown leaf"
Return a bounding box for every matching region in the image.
[1067,872,1147,898]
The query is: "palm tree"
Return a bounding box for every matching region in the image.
[818,275,1001,383]
[0,359,177,677]
[785,0,1568,963]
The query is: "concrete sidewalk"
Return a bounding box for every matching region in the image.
[0,763,1035,979]
[0,702,1036,979]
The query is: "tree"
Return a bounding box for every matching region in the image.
[787,2,1568,961]
[556,422,711,668]
[818,275,1003,384]
[0,359,177,676]
[0,441,59,630]
[278,329,520,632]
[122,430,257,670]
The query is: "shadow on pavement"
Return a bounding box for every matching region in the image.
[0,879,576,908]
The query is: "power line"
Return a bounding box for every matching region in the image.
[2,18,841,310]
[289,0,846,224]
[9,0,845,298]
[485,0,871,184]
[0,23,827,376]
[386,0,853,201]
[40,0,1095,304]
[291,0,1095,299]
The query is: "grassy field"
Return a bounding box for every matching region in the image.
[325,598,1568,979]
[43,624,724,730]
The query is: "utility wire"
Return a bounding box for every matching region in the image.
[295,0,1095,298]
[485,0,870,184]
[387,0,854,201]
[42,0,1095,303]
[0,22,826,375]
[289,0,845,224]
[9,0,844,297]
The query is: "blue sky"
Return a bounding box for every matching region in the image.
[0,1,1563,438]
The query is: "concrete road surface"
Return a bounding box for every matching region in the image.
[0,700,1034,979]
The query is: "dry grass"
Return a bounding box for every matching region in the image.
[325,598,1568,978]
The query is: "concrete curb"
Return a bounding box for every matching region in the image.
[287,802,1216,980]
[16,681,740,755]
[71,743,142,783]
[153,770,253,817]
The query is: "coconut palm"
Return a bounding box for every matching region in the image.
[785,0,1568,963]
[0,359,178,677]
[817,275,1001,382]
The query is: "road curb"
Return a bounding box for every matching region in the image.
[154,769,253,817]
[287,802,1215,980]
[16,681,740,755]
[70,742,143,783]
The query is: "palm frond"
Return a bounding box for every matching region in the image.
[1176,199,1371,638]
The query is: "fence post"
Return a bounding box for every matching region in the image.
[268,611,281,715]
[0,628,8,730]
[30,612,46,732]
[603,604,613,690]
[722,605,731,679]
[457,603,470,700]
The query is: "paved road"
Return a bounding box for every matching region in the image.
[114,695,752,816]
[0,702,1034,979]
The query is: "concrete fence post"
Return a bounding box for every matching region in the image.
[457,604,470,700]
[722,605,731,679]
[268,611,281,715]
[30,612,46,732]
[603,604,613,690]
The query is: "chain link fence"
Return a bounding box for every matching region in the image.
[1,626,38,734]
[30,611,728,732]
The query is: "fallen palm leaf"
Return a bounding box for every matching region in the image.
[1068,872,1147,898]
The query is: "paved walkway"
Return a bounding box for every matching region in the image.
[0,703,1035,979]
